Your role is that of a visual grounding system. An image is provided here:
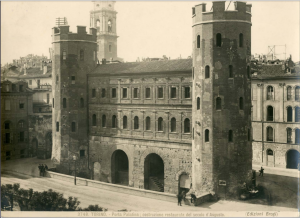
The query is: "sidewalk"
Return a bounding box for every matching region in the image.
[253,164,300,178]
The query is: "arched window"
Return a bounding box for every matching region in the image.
[18,120,25,128]
[239,97,244,110]
[112,115,117,128]
[123,116,127,129]
[216,97,222,110]
[229,65,233,78]
[158,117,163,131]
[102,115,106,127]
[171,118,176,132]
[267,106,274,121]
[63,98,67,108]
[295,86,300,101]
[96,19,100,27]
[267,149,273,156]
[80,98,84,108]
[295,107,300,122]
[287,106,293,122]
[295,129,300,144]
[92,114,97,126]
[205,129,209,142]
[71,122,76,132]
[134,116,139,130]
[197,97,200,110]
[146,117,151,131]
[184,118,190,133]
[80,49,84,61]
[247,66,250,79]
[239,33,244,47]
[197,35,200,48]
[287,128,292,143]
[108,20,112,32]
[267,86,274,100]
[216,33,222,47]
[205,66,210,79]
[266,126,273,141]
[228,130,233,142]
[287,86,292,100]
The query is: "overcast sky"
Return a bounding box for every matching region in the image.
[1,1,299,64]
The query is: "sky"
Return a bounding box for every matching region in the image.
[1,1,299,64]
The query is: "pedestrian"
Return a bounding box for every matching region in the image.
[177,192,183,206]
[259,166,264,177]
[38,164,42,176]
[41,164,45,177]
[44,164,48,171]
[186,184,196,203]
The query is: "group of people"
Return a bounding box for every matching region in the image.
[38,164,48,177]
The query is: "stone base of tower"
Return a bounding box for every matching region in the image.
[193,193,214,206]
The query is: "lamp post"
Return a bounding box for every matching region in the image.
[73,155,77,185]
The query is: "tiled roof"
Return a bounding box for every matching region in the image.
[251,63,300,79]
[89,59,193,75]
[19,66,52,78]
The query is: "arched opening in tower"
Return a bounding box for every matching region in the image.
[111,150,129,185]
[144,153,164,192]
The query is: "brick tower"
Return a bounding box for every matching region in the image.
[192,1,253,199]
[51,25,97,175]
[90,1,119,62]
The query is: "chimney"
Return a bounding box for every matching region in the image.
[43,65,48,74]
[24,63,27,75]
[102,58,106,65]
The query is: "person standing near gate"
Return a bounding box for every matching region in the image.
[177,191,183,206]
[38,164,42,176]
[259,167,264,177]
[41,164,45,177]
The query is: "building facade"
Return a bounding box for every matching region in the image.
[251,58,300,169]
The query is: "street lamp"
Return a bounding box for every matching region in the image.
[73,155,77,185]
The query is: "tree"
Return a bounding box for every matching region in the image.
[78,204,107,211]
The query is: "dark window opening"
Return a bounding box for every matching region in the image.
[71,76,75,84]
[20,149,25,158]
[171,87,176,98]
[80,150,85,157]
[267,106,274,121]
[267,86,274,100]
[53,98,54,108]
[112,115,117,128]
[267,149,273,156]
[216,33,222,47]
[197,35,200,48]
[158,117,163,131]
[71,122,76,132]
[123,88,127,98]
[112,88,117,98]
[267,127,273,141]
[146,117,151,130]
[133,88,139,98]
[287,128,292,143]
[92,114,97,126]
[146,88,151,98]
[197,97,200,110]
[295,129,300,144]
[5,133,10,144]
[102,88,106,98]
[205,129,209,142]
[134,116,139,130]
[239,97,244,110]
[158,87,163,98]
[184,118,190,133]
[37,80,40,88]
[171,118,176,132]
[92,89,96,98]
[20,131,25,142]
[239,33,244,47]
[63,98,67,108]
[205,65,210,79]
[287,106,293,122]
[56,122,59,132]
[5,122,10,130]
[19,101,24,109]
[296,86,300,101]
[228,130,233,142]
[185,87,191,98]
[123,116,127,129]
[295,107,300,122]
[229,65,233,78]
[216,97,222,110]
[102,115,106,127]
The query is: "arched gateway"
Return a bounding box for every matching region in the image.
[286,150,300,169]
[111,150,129,185]
[144,153,164,192]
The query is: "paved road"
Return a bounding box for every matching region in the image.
[1,171,296,212]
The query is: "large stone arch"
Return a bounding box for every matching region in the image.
[139,147,167,167]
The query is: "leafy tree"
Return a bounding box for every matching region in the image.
[78,204,107,211]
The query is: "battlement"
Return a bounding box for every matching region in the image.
[193,1,251,25]
[52,25,97,43]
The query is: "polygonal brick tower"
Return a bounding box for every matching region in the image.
[51,25,97,175]
[192,1,253,199]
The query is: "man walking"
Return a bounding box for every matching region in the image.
[259,166,264,177]
[38,164,42,176]
[41,164,45,177]
[177,191,183,206]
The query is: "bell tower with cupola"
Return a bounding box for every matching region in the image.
[90,1,119,62]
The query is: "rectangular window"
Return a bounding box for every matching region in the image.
[19,101,25,109]
[20,149,25,158]
[37,80,40,88]
[71,76,75,84]
[101,88,106,98]
[133,88,139,98]
[71,122,76,132]
[145,88,151,98]
[92,89,96,98]
[5,123,10,129]
[47,94,50,104]
[12,84,17,91]
[29,80,32,85]
[5,133,10,144]
[171,87,177,98]
[158,87,163,99]
[123,88,127,98]
[19,85,23,92]
[112,88,117,98]
[5,100,11,111]
[185,87,191,98]
[80,150,85,157]
[20,131,25,142]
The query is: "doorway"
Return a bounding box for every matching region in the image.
[111,150,129,185]
[144,153,164,192]
[286,150,300,169]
